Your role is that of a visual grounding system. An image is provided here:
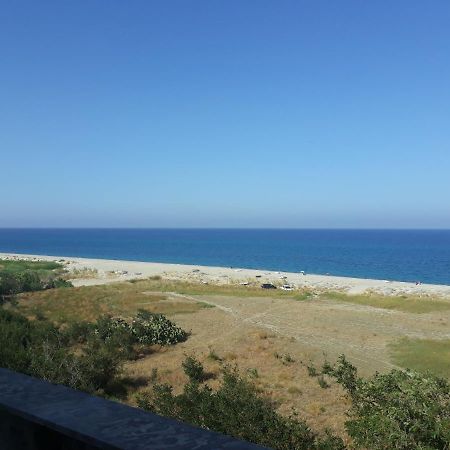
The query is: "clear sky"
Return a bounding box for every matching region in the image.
[1,1,449,228]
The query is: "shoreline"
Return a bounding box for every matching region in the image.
[2,252,450,297]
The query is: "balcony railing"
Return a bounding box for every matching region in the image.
[0,368,267,450]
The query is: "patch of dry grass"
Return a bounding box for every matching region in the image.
[136,277,313,300]
[13,276,313,325]
[15,282,206,324]
[65,267,99,279]
[324,291,450,313]
[126,306,351,440]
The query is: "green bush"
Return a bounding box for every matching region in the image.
[0,269,73,300]
[45,278,73,289]
[18,271,44,292]
[90,311,188,351]
[0,270,46,297]
[137,357,344,450]
[0,308,188,395]
[29,339,86,389]
[94,316,131,341]
[0,309,125,394]
[78,337,125,392]
[130,309,188,345]
[323,355,450,449]
[182,356,205,382]
[0,272,28,297]
[94,316,136,360]
[317,375,330,389]
[0,259,62,273]
[0,308,39,372]
[63,320,96,344]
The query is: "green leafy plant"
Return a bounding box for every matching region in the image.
[207,348,222,361]
[317,375,330,389]
[0,263,73,300]
[88,311,188,350]
[137,357,344,450]
[130,309,188,345]
[324,355,450,449]
[0,308,186,395]
[182,355,206,382]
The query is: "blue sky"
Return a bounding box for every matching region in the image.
[1,1,449,228]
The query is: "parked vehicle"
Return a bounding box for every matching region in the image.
[281,284,294,291]
[261,283,277,289]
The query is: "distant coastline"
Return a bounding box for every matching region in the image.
[2,252,450,297]
[1,228,450,285]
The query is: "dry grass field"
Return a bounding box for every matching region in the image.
[12,277,450,440]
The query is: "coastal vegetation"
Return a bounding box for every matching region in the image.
[321,356,450,450]
[1,261,450,449]
[0,259,72,301]
[9,275,450,381]
[137,356,345,450]
[0,308,188,394]
[0,259,62,273]
[15,282,211,324]
[0,308,127,393]
[135,355,450,450]
[11,276,312,324]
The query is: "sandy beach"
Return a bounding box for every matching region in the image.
[2,252,450,297]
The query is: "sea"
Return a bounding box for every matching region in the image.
[0,229,450,285]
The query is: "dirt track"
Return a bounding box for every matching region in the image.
[171,293,450,374]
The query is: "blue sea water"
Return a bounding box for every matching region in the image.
[0,229,450,285]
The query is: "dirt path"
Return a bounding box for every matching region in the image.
[170,293,450,374]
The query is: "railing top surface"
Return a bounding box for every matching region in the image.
[0,368,267,450]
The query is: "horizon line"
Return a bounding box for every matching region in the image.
[1,227,450,231]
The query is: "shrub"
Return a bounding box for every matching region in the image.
[137,358,344,450]
[0,270,46,297]
[90,311,188,349]
[0,307,188,396]
[29,339,86,389]
[207,348,222,361]
[0,309,125,394]
[0,269,72,300]
[79,337,125,392]
[18,271,44,292]
[325,355,450,449]
[94,316,131,341]
[63,320,95,344]
[150,368,159,384]
[130,309,188,345]
[0,308,37,372]
[317,375,330,389]
[182,356,206,382]
[46,278,73,289]
[0,272,24,298]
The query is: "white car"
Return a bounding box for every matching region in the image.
[281,284,294,291]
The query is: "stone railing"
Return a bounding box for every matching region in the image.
[0,368,267,449]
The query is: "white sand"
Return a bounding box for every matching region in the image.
[2,252,450,297]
